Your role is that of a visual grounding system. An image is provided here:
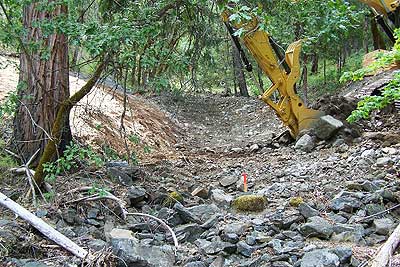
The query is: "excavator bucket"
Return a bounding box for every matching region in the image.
[296,108,325,137]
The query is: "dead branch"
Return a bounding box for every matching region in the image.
[66,187,127,220]
[0,191,88,259]
[125,212,179,249]
[356,203,400,223]
[371,223,400,267]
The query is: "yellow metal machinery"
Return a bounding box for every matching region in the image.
[359,0,400,43]
[222,11,324,138]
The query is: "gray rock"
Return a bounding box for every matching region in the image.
[184,261,206,267]
[376,157,392,166]
[331,224,365,243]
[203,241,236,255]
[295,134,315,152]
[87,208,99,219]
[330,247,352,264]
[187,204,221,222]
[301,249,340,267]
[110,229,175,267]
[313,115,343,140]
[221,232,240,243]
[361,181,380,192]
[246,235,256,246]
[298,203,319,219]
[373,218,394,235]
[62,208,78,225]
[268,239,283,254]
[366,233,387,245]
[220,176,239,187]
[224,222,250,236]
[175,223,205,243]
[87,239,107,251]
[330,196,362,213]
[210,189,234,206]
[174,203,202,224]
[327,212,347,224]
[365,203,385,216]
[250,144,260,152]
[237,241,255,257]
[201,214,219,229]
[127,186,147,206]
[300,216,333,239]
[107,166,142,186]
[361,149,376,159]
[238,255,270,267]
[281,240,304,253]
[210,256,225,267]
[157,208,183,226]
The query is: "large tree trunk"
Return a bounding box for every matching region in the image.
[14,1,71,166]
[231,40,249,97]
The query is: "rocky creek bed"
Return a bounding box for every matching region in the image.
[0,92,399,267]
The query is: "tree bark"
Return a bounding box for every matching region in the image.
[231,40,249,97]
[371,13,386,50]
[311,53,318,74]
[34,56,109,186]
[14,1,71,166]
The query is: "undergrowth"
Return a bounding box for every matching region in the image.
[341,29,400,123]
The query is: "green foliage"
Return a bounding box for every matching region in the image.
[0,91,18,119]
[43,142,103,182]
[0,141,17,171]
[88,184,110,197]
[341,29,400,83]
[347,73,400,123]
[128,134,140,144]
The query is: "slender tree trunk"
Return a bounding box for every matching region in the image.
[323,59,326,85]
[364,16,370,53]
[257,67,264,93]
[311,53,318,74]
[231,40,249,97]
[70,47,80,70]
[14,1,71,166]
[371,13,386,50]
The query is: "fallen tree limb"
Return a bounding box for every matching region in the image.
[0,191,88,259]
[125,212,179,249]
[356,203,400,223]
[371,223,400,267]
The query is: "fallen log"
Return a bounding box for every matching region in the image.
[0,191,88,259]
[371,223,400,267]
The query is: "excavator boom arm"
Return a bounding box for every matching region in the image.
[222,10,323,137]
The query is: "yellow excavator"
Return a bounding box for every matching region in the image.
[359,0,400,43]
[221,1,399,138]
[222,10,324,138]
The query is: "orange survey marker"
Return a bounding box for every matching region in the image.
[242,173,248,192]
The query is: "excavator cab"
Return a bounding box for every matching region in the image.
[222,10,324,138]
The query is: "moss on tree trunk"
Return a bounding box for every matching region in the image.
[33,55,109,187]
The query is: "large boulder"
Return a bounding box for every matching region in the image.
[295,134,315,152]
[312,115,343,140]
[109,229,175,267]
[301,249,340,267]
[300,216,334,239]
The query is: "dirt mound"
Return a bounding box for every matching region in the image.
[312,95,357,122]
[0,57,181,162]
